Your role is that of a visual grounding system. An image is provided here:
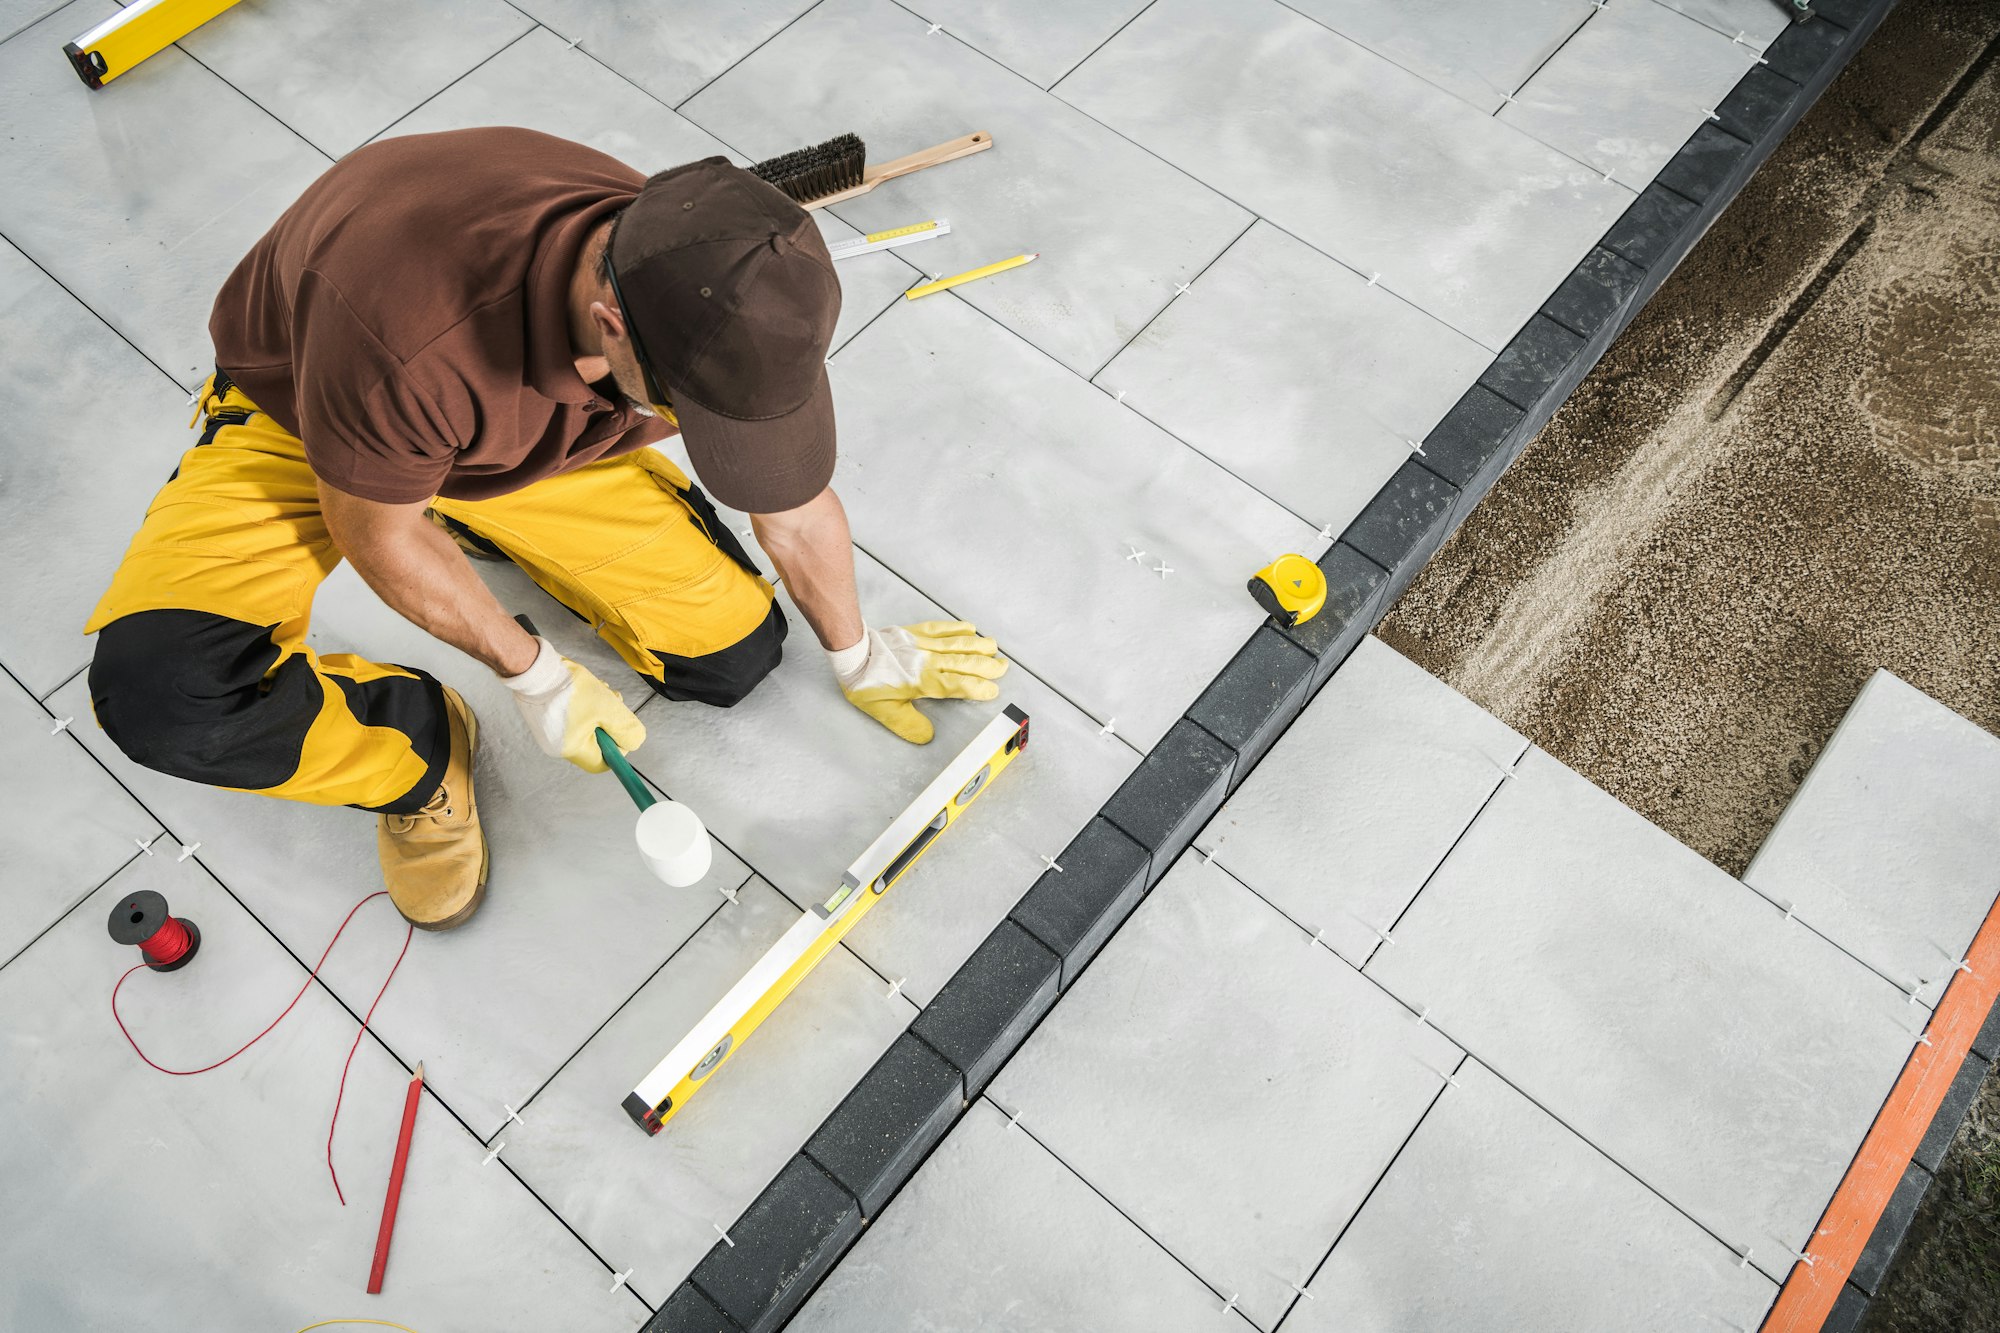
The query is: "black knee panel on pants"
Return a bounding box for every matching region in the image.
[644,600,790,708]
[89,609,317,790]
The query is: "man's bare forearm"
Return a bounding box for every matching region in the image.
[752,487,864,651]
[319,484,538,676]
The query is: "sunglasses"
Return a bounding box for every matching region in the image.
[602,222,679,425]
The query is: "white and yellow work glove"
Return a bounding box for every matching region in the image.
[501,636,646,773]
[828,622,1010,745]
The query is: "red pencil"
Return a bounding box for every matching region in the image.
[367,1060,424,1294]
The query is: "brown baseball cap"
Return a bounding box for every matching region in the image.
[609,157,841,514]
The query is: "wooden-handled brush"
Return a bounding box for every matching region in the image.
[751,132,993,210]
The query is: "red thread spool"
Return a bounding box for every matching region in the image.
[107,889,201,971]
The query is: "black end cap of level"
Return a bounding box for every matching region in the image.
[1188,627,1316,781]
[911,920,1061,1095]
[689,1156,861,1333]
[1010,818,1151,990]
[804,1033,964,1218]
[1850,1160,1931,1294]
[1101,719,1235,870]
[643,1282,744,1333]
[623,1091,664,1135]
[1478,314,1590,413]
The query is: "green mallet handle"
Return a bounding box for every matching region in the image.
[513,612,655,812]
[597,728,656,812]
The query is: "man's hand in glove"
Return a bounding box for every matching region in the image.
[501,636,646,772]
[828,622,1010,744]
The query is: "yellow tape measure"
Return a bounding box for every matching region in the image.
[1249,554,1327,628]
[863,221,940,244]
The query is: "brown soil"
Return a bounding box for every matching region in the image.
[1375,1,2000,1326]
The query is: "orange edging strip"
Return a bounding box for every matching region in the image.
[1762,891,2000,1332]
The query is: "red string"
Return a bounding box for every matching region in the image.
[136,914,193,966]
[111,889,416,1205]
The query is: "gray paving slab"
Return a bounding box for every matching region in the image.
[1290,1060,1777,1332]
[1656,0,1792,50]
[630,544,1137,1007]
[1366,746,1921,1279]
[1499,0,1758,187]
[795,1099,1245,1331]
[0,237,193,696]
[0,853,646,1330]
[900,0,1152,88]
[679,0,1254,377]
[0,0,62,44]
[0,667,159,967]
[0,2,332,389]
[823,291,1320,750]
[503,877,914,1305]
[1202,636,1525,967]
[508,0,818,108]
[1098,222,1492,549]
[1277,0,1597,113]
[174,0,534,157]
[1058,0,1635,351]
[56,560,755,1142]
[373,25,911,357]
[992,855,1460,1330]
[1744,669,2000,1004]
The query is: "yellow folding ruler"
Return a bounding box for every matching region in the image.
[64,0,244,89]
[826,219,951,261]
[623,705,1030,1135]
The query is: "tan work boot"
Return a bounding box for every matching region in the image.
[379,686,489,930]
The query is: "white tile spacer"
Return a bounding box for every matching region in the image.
[1737,1246,1753,1268]
[1436,1066,1461,1089]
[1097,717,1117,738]
[1778,899,1795,923]
[1916,1031,1934,1048]
[1308,927,1327,949]
[1603,168,1617,185]
[1952,957,1974,976]
[565,35,580,48]
[1221,1293,1239,1315]
[1791,1248,1816,1268]
[49,716,74,735]
[1498,91,1517,105]
[1493,753,1522,779]
[713,1222,735,1248]
[502,1103,526,1129]
[1288,1279,1316,1300]
[608,1268,634,1294]
[886,976,907,1002]
[481,1141,505,1166]
[1040,855,1065,875]
[186,386,201,405]
[1415,1005,1432,1029]
[1365,272,1381,287]
[1732,30,1751,45]
[1199,844,1220,865]
[1004,1105,1022,1131]
[926,21,942,34]
[1908,979,1926,1006]
[719,881,740,905]
[1114,389,1127,404]
[135,833,161,856]
[175,842,201,863]
[1153,561,1173,579]
[1174,281,1191,295]
[1124,544,1148,563]
[1406,437,1427,456]
[1704,108,1721,122]
[1317,523,1337,543]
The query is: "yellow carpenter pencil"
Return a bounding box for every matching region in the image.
[904,253,1038,300]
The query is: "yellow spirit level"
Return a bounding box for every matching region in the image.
[64,0,244,90]
[623,705,1030,1134]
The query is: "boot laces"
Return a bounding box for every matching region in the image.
[389,785,454,832]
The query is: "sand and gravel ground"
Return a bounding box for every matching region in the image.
[1375,1,2000,1324]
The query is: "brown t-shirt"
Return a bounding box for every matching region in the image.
[209,127,671,504]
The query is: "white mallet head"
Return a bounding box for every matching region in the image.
[633,799,712,887]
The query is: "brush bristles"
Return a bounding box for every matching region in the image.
[751,133,866,204]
